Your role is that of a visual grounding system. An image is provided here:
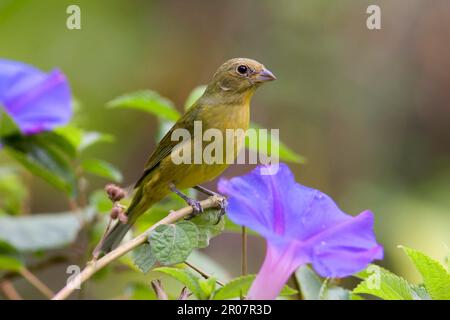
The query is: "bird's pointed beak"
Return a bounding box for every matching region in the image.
[255,68,277,82]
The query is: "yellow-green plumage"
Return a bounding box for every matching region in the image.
[100,58,275,253]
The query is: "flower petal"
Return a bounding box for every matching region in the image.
[306,210,383,278]
[247,242,305,300]
[219,163,383,280]
[0,59,72,135]
[218,163,299,243]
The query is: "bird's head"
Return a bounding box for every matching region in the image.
[204,58,276,103]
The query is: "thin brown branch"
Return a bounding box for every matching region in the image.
[184,261,225,286]
[0,280,23,300]
[52,195,224,300]
[2,255,68,281]
[241,226,247,276]
[151,280,168,300]
[19,267,54,299]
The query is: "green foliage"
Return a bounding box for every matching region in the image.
[401,246,450,300]
[133,243,156,273]
[353,264,416,300]
[353,248,450,300]
[0,254,23,272]
[89,189,114,214]
[149,221,198,266]
[198,277,217,299]
[132,207,225,272]
[107,90,181,121]
[125,282,157,300]
[0,167,28,215]
[189,209,224,248]
[54,126,114,153]
[0,210,93,252]
[81,158,123,183]
[154,266,209,299]
[295,265,349,300]
[184,85,207,110]
[0,108,19,137]
[154,267,294,300]
[1,133,77,197]
[247,123,306,164]
[213,274,297,300]
[0,121,115,197]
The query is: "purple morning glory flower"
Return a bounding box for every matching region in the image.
[0,59,72,135]
[218,163,383,300]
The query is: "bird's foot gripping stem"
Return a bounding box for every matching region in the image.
[214,196,228,224]
[169,183,204,218]
[195,185,227,219]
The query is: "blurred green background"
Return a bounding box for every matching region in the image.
[0,0,449,298]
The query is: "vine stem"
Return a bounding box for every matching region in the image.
[0,280,23,300]
[19,267,55,299]
[184,261,225,286]
[241,226,247,276]
[52,195,224,300]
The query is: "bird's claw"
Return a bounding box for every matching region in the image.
[214,197,228,225]
[186,199,203,219]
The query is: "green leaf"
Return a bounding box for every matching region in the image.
[0,240,18,254]
[0,254,23,272]
[80,132,114,151]
[185,85,206,110]
[280,284,299,296]
[149,222,199,265]
[0,108,19,137]
[176,221,200,248]
[190,208,224,248]
[1,134,77,196]
[410,284,431,300]
[401,246,450,300]
[188,250,231,282]
[108,90,180,121]
[0,167,28,215]
[133,243,156,273]
[89,189,113,214]
[213,274,297,300]
[154,266,205,299]
[156,120,175,142]
[198,277,216,299]
[296,265,349,300]
[0,210,93,252]
[296,265,322,300]
[125,282,157,300]
[54,126,114,153]
[35,131,77,158]
[353,264,414,300]
[446,251,450,273]
[246,122,306,164]
[81,158,123,183]
[53,126,83,151]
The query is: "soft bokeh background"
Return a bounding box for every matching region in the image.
[1,0,449,298]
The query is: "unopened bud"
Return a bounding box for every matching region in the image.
[105,184,126,202]
[110,206,121,219]
[118,210,128,224]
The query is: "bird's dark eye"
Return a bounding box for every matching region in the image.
[236,65,248,75]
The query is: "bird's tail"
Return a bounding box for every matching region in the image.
[98,221,134,255]
[97,188,150,255]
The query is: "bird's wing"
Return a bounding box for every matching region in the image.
[134,105,202,188]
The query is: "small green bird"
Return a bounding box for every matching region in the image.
[99,58,276,254]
